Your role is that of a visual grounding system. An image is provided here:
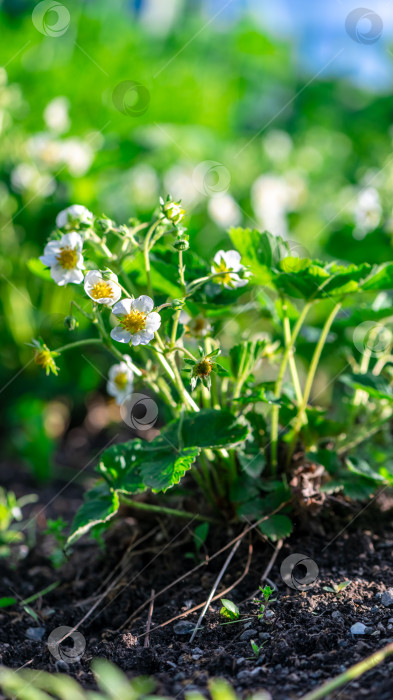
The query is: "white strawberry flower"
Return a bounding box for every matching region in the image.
[110,295,161,346]
[107,356,134,405]
[84,270,121,306]
[56,205,93,229]
[211,250,249,289]
[39,232,84,285]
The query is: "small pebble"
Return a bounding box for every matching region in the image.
[173,621,197,636]
[381,590,393,607]
[264,610,275,620]
[25,627,46,641]
[55,660,69,672]
[350,622,366,635]
[240,629,258,641]
[259,632,271,641]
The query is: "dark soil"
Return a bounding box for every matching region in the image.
[2,461,393,700]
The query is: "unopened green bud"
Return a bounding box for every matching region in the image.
[94,217,113,234]
[173,238,189,251]
[170,298,185,310]
[64,315,79,331]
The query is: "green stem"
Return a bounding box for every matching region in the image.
[300,639,393,700]
[55,338,103,353]
[287,301,342,466]
[270,301,312,473]
[143,219,162,297]
[120,495,218,523]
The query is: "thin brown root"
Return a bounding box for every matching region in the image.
[144,589,155,648]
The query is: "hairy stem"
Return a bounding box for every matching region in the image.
[120,495,218,523]
[270,301,312,473]
[287,301,342,466]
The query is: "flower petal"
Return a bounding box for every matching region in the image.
[112,298,132,317]
[60,232,83,251]
[131,330,154,346]
[223,250,242,269]
[145,311,161,332]
[132,295,154,313]
[84,270,102,288]
[110,327,131,343]
[213,250,226,265]
[51,265,83,285]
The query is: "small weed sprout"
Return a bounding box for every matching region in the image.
[220,599,240,621]
[254,584,275,620]
[323,581,352,595]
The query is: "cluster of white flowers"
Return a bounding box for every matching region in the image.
[39,205,250,403]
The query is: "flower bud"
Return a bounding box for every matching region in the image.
[173,238,189,251]
[94,217,113,234]
[64,315,79,331]
[161,198,185,225]
[170,299,185,310]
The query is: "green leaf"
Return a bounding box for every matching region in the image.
[346,457,385,483]
[0,597,16,608]
[157,409,249,450]
[228,227,290,284]
[360,262,393,291]
[142,447,200,492]
[275,260,372,300]
[26,258,52,281]
[67,484,120,546]
[97,441,146,494]
[220,598,239,620]
[258,514,293,542]
[341,373,393,402]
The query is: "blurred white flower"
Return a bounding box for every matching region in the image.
[39,232,84,285]
[354,187,382,238]
[208,194,241,228]
[56,205,93,229]
[179,312,212,337]
[84,271,122,306]
[28,134,63,167]
[107,357,134,405]
[211,250,249,290]
[164,165,201,208]
[60,138,93,176]
[263,130,293,163]
[128,164,159,208]
[11,163,56,196]
[111,296,161,346]
[44,97,70,134]
[251,173,305,238]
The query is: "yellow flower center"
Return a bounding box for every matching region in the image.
[120,310,147,334]
[213,260,233,286]
[56,246,78,270]
[114,371,129,390]
[90,280,113,300]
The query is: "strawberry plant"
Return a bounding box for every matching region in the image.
[30,200,393,545]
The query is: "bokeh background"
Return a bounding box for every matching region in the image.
[1,0,393,482]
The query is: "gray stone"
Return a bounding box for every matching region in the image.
[173,621,197,636]
[350,622,366,635]
[25,627,46,641]
[382,590,393,607]
[240,629,258,641]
